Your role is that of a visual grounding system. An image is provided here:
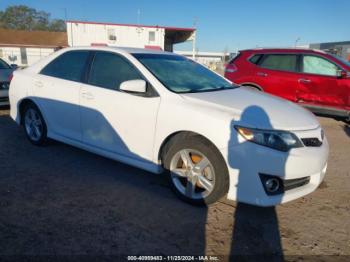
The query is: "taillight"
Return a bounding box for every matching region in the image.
[225,64,237,73]
[8,73,13,82]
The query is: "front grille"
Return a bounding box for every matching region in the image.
[284,177,310,191]
[301,137,323,147]
[0,82,9,90]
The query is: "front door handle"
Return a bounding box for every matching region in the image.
[298,78,311,83]
[34,81,43,88]
[257,72,268,77]
[81,92,94,100]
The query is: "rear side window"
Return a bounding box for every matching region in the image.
[88,52,142,90]
[260,54,297,72]
[41,51,90,82]
[249,54,263,64]
[302,55,339,76]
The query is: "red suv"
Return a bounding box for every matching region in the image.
[225,48,350,121]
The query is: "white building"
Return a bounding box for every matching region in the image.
[0,28,67,67]
[66,20,196,52]
[175,50,231,64]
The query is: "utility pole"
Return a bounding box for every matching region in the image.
[192,17,197,60]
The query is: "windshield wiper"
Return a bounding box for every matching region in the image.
[216,85,237,90]
[177,85,237,94]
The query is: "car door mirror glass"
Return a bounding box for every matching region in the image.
[10,64,18,69]
[120,79,147,93]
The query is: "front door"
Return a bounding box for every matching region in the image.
[297,54,348,109]
[80,51,160,162]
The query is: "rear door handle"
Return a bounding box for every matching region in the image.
[81,92,94,100]
[257,72,268,77]
[298,78,311,83]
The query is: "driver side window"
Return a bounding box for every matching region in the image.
[88,52,143,90]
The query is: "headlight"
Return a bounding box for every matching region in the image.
[235,126,303,152]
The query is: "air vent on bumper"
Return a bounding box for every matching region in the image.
[301,138,323,147]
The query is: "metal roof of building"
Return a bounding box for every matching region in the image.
[66,20,196,32]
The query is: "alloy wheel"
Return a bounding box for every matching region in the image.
[169,149,215,200]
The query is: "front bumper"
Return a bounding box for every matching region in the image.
[222,128,329,206]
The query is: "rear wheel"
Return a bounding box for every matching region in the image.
[163,134,229,205]
[22,103,47,145]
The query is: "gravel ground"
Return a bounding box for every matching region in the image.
[0,106,349,260]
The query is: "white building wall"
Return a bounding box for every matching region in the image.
[0,46,55,66]
[67,22,165,49]
[175,51,228,65]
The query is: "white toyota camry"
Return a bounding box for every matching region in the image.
[9,47,329,206]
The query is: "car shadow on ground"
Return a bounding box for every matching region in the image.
[0,101,285,259]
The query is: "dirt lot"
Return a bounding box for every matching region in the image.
[0,106,349,260]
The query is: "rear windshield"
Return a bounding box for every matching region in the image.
[228,52,240,64]
[0,59,10,69]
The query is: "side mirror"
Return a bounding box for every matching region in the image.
[10,64,18,69]
[120,79,147,93]
[336,70,349,79]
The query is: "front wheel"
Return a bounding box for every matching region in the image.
[23,103,48,145]
[163,134,229,205]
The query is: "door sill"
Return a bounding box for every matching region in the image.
[300,103,349,119]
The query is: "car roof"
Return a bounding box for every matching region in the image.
[239,48,327,54]
[60,46,178,56]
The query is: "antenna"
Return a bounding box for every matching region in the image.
[192,17,198,60]
[193,16,198,28]
[62,8,68,21]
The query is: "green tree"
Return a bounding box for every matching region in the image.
[0,5,66,32]
[49,19,66,32]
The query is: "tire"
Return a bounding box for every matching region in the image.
[22,102,48,146]
[163,133,229,206]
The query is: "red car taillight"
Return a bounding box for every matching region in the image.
[225,63,237,73]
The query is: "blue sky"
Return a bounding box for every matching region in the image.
[1,0,349,52]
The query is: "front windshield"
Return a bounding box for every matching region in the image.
[330,54,350,67]
[133,53,236,93]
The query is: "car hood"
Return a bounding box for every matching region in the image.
[180,87,320,131]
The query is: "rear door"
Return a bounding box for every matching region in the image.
[34,50,90,141]
[255,53,300,101]
[0,59,13,102]
[297,54,348,108]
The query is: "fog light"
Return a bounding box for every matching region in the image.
[259,174,284,195]
[265,178,280,193]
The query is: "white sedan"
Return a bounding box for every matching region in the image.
[9,47,329,206]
